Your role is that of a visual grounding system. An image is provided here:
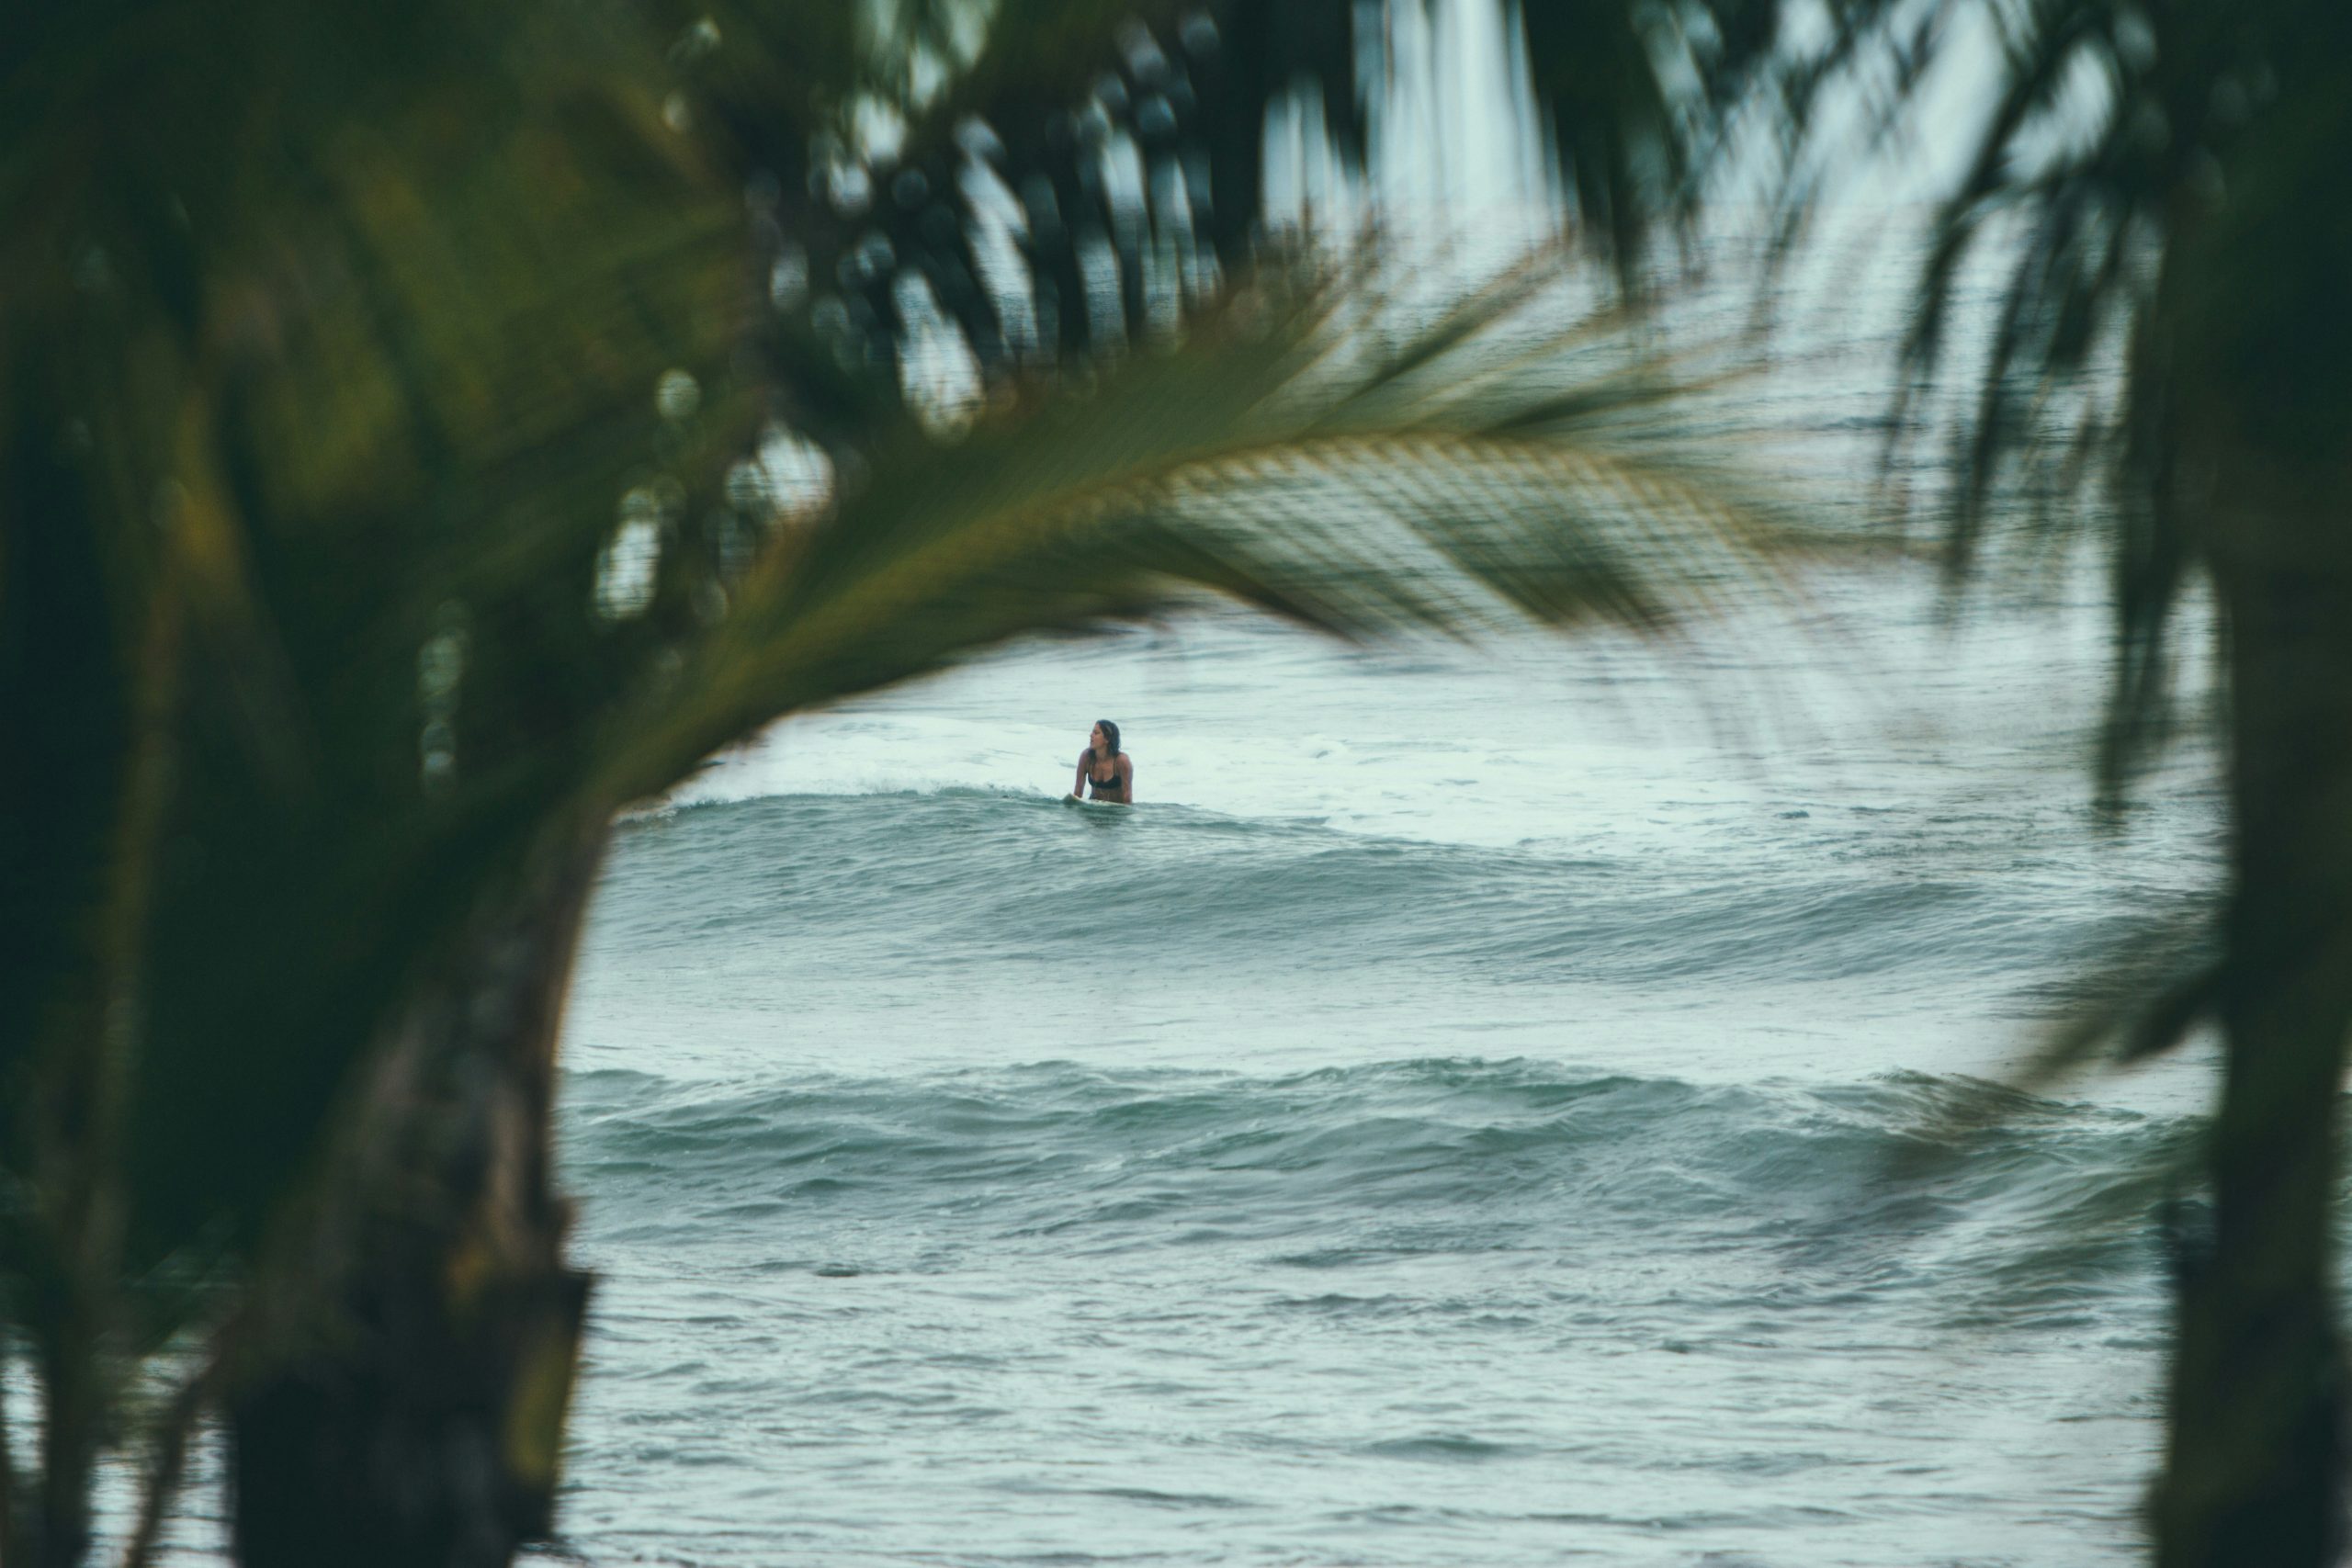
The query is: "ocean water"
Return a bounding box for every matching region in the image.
[540,562,2230,1566]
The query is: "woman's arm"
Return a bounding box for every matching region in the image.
[1072,751,1089,798]
[1116,755,1135,804]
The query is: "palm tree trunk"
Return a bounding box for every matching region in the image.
[2155,472,2352,1567]
[33,1329,98,1568]
[227,830,605,1568]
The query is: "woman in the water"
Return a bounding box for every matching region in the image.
[1071,719,1133,804]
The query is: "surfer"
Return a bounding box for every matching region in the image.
[1070,719,1133,804]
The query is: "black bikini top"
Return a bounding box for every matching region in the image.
[1087,753,1124,797]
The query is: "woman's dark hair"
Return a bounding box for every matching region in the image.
[1093,718,1121,759]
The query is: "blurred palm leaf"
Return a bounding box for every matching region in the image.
[605,252,1803,804]
[1728,6,2352,1560]
[1,6,752,1558]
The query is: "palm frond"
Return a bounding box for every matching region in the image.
[0,7,755,1484]
[1751,0,2303,798]
[686,0,1838,424]
[596,242,1812,806]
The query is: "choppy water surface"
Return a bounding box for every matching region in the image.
[545,558,2227,1566]
[527,197,2234,1567]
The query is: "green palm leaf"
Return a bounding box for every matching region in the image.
[597,248,1805,807]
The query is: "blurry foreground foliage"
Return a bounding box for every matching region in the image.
[6,0,2352,1565]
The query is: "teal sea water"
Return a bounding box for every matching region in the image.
[537,567,2228,1566]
